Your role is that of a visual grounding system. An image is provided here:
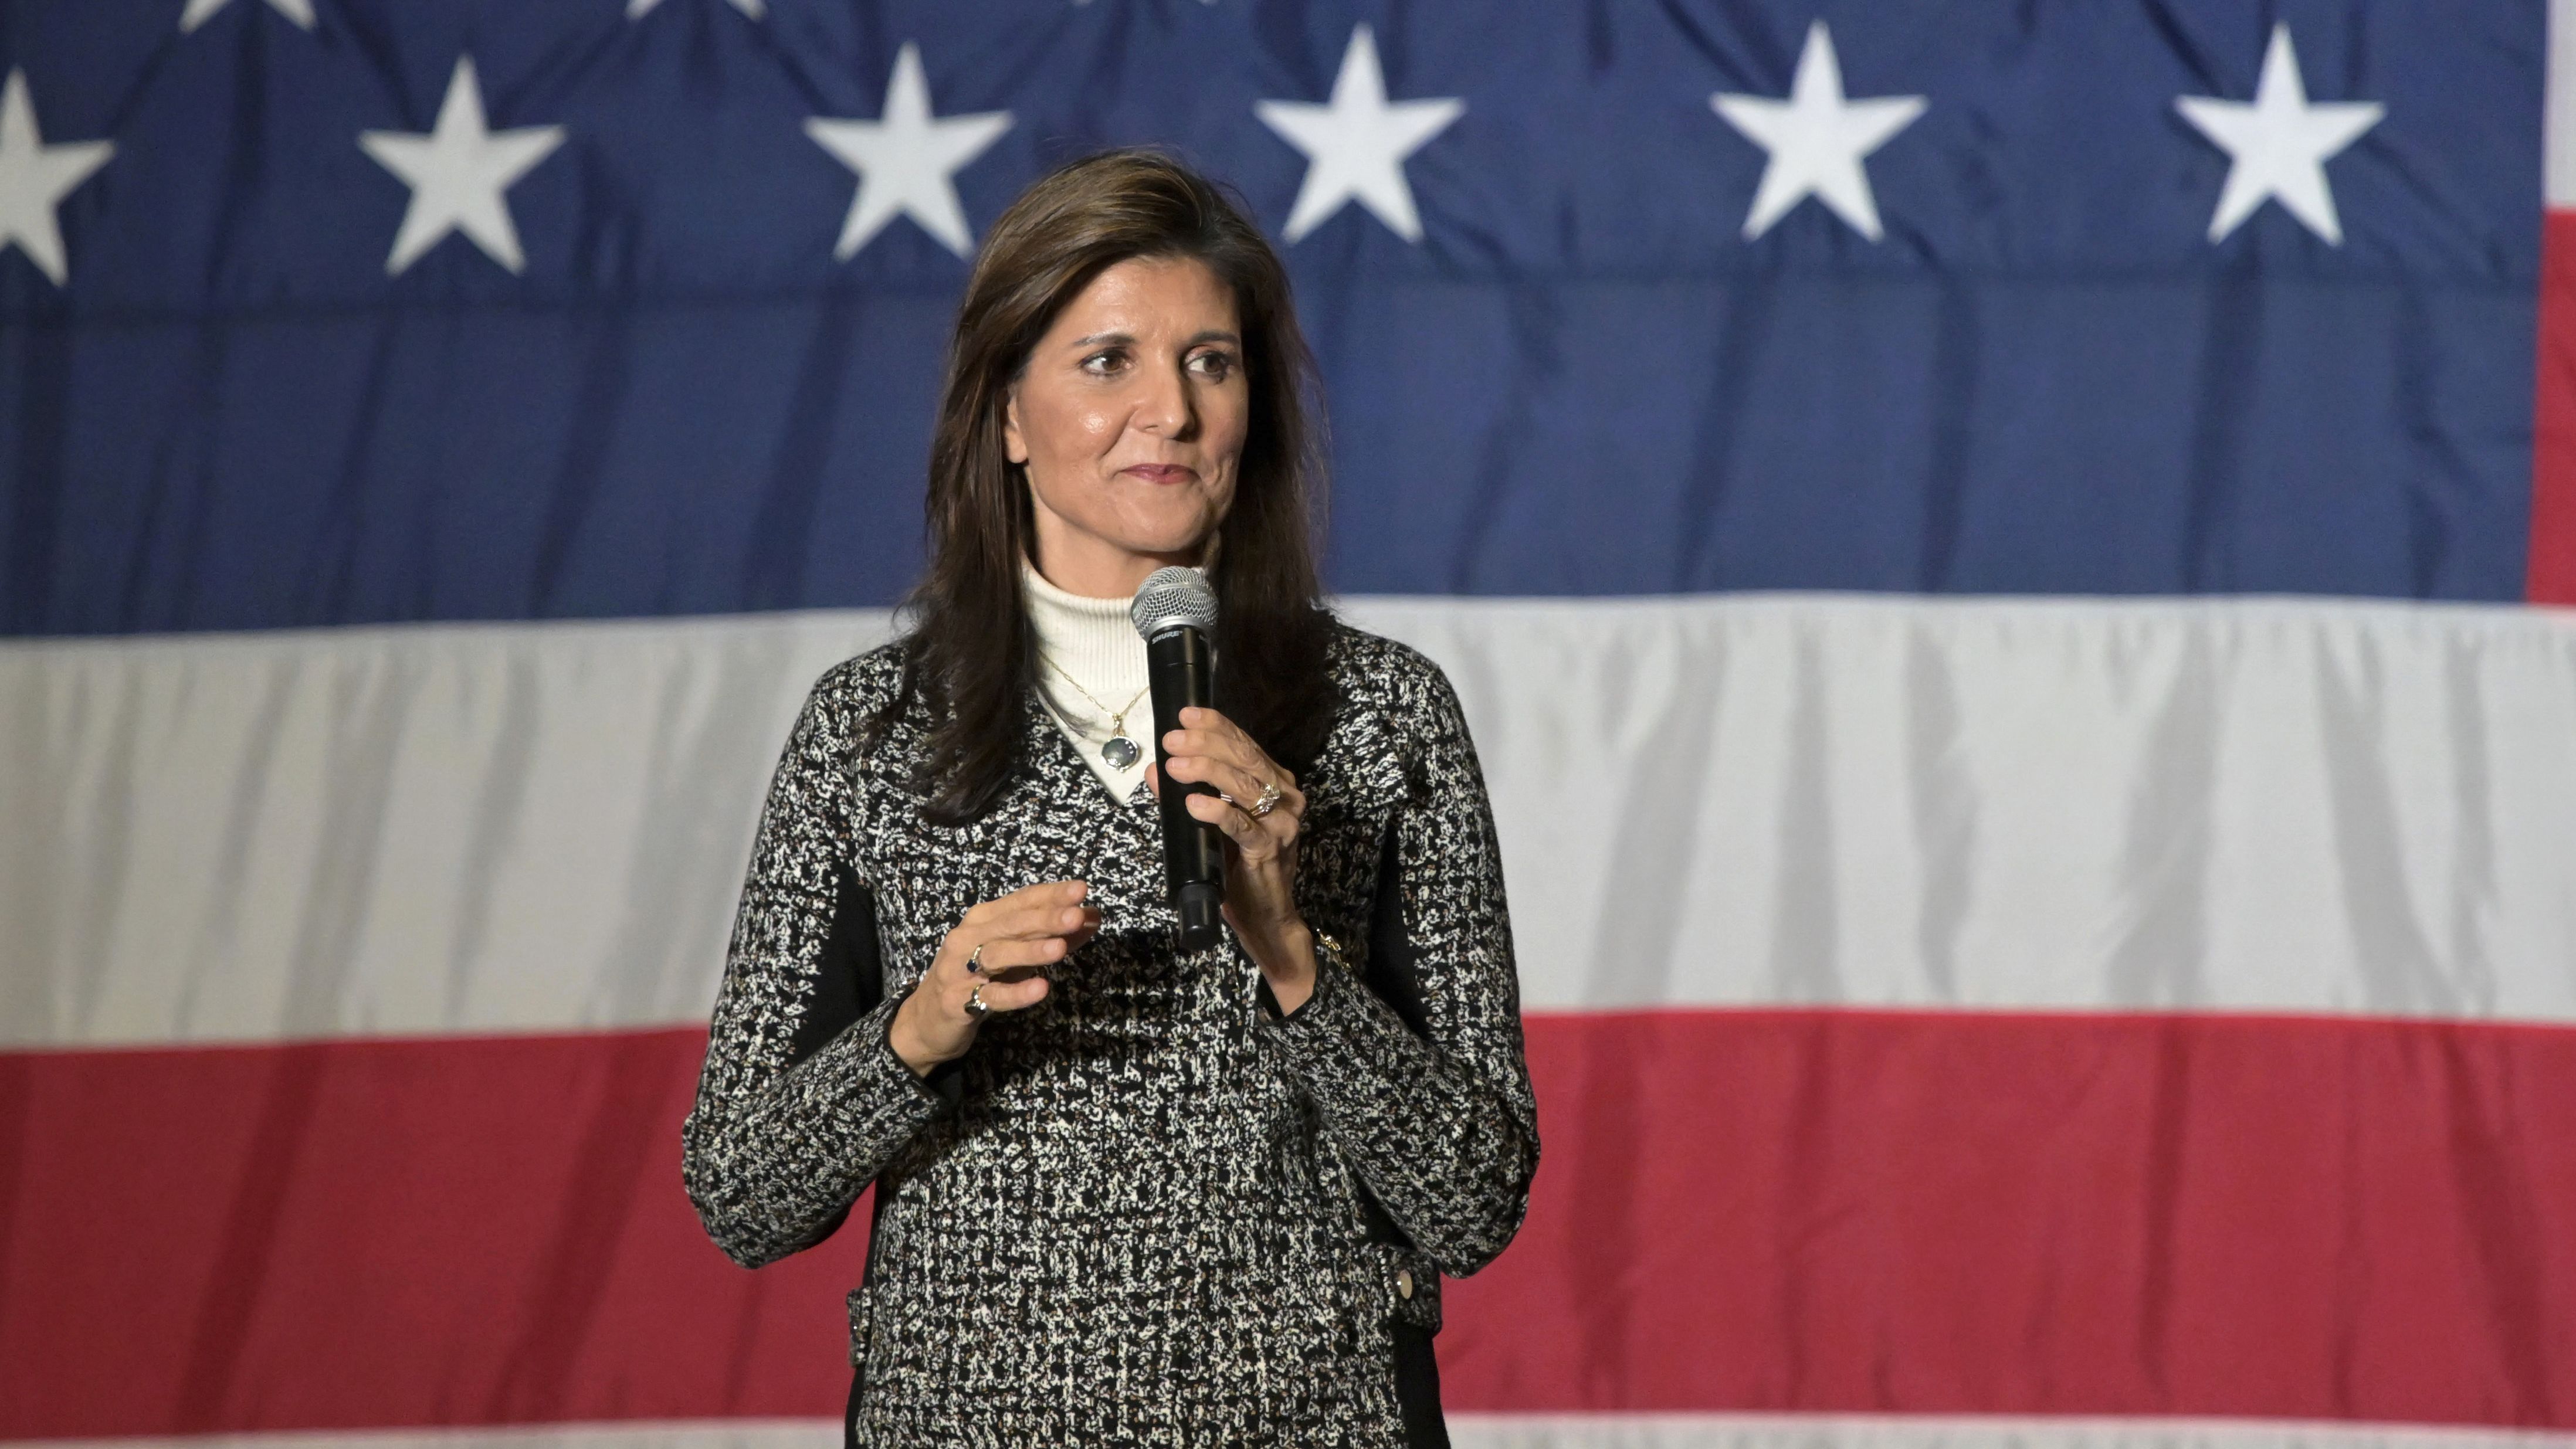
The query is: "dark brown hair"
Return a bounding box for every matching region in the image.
[884,149,1337,825]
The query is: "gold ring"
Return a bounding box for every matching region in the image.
[965,943,986,975]
[1248,782,1284,818]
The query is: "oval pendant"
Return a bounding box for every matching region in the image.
[1101,735,1141,769]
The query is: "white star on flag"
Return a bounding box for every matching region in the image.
[1255,24,1463,244]
[0,70,115,287]
[2175,23,2383,246]
[1711,21,1924,242]
[626,0,762,21]
[178,0,314,32]
[359,56,566,276]
[805,44,1012,260]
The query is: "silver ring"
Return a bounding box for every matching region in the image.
[964,982,991,1019]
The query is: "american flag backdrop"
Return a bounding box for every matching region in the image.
[5,0,2576,1445]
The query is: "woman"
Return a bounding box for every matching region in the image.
[682,150,1538,1447]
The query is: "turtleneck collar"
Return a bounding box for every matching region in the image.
[1021,561,1153,803]
[1022,560,1137,624]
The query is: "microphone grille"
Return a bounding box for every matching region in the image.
[1130,566,1218,640]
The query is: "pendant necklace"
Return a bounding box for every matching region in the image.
[1040,654,1150,770]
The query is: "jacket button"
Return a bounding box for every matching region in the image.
[1396,1268,1415,1301]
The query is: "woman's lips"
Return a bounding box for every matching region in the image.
[1121,464,1197,484]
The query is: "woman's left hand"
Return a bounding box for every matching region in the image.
[1148,705,1318,1012]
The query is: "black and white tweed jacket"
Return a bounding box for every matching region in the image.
[681,622,1540,1447]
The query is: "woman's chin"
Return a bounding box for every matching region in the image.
[1103,520,1219,564]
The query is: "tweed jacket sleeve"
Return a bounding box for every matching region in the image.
[681,657,945,1270]
[1265,650,1540,1279]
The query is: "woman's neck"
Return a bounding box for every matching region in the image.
[1032,552,1164,600]
[1028,524,1218,599]
[1021,562,1154,802]
[1022,562,1141,643]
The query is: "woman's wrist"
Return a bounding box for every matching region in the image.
[887,990,951,1078]
[1245,918,1318,1015]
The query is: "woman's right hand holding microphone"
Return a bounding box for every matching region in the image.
[889,880,1098,1077]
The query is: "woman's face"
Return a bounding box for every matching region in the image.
[1005,254,1248,597]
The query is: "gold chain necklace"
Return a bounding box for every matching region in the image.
[1039,654,1150,770]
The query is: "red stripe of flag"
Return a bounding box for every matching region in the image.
[4,1011,2572,1438]
[2530,212,2576,603]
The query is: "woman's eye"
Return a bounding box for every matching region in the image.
[1081,350,1126,375]
[1189,351,1237,381]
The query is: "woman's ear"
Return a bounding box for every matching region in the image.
[1002,389,1029,466]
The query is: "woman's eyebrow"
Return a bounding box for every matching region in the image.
[1066,328,1240,349]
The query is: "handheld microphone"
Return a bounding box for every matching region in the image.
[1130,566,1225,950]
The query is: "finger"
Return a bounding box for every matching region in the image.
[1065,907,1103,948]
[971,934,1072,975]
[978,890,1096,944]
[1186,788,1272,850]
[945,885,1088,977]
[971,974,1052,1014]
[1156,725,1267,780]
[1158,727,1270,773]
[1165,756,1304,833]
[976,879,1086,914]
[977,908,1092,946]
[1173,711,1292,776]
[960,880,1085,934]
[1177,705,1253,745]
[991,919,1098,982]
[1161,729,1298,803]
[1164,752,1283,809]
[963,931,1082,985]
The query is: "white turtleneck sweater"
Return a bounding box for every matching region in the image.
[1023,562,1157,803]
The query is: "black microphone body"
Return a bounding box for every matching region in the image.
[1146,625,1225,949]
[1131,566,1226,950]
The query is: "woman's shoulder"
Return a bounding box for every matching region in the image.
[812,636,911,702]
[1322,619,1469,731]
[791,637,918,747]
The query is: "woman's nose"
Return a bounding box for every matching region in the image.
[1134,360,1197,439]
